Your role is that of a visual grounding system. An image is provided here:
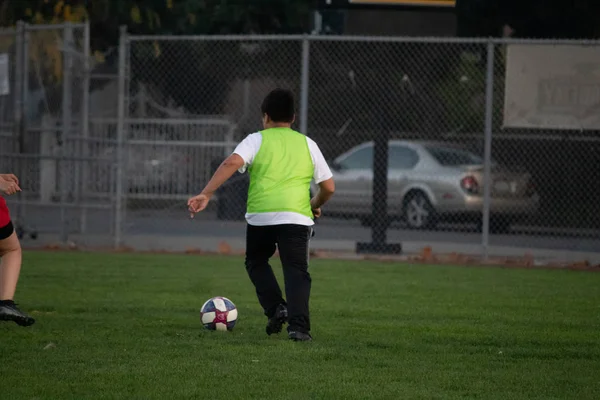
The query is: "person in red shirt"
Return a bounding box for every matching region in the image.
[0,173,35,326]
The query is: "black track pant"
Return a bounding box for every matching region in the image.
[245,224,313,334]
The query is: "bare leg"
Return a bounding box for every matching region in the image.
[0,230,34,326]
[0,231,22,300]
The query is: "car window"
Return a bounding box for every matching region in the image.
[426,146,483,166]
[338,146,373,170]
[389,145,419,169]
[338,144,420,170]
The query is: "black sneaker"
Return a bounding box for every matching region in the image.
[266,304,288,336]
[288,330,312,342]
[0,302,35,327]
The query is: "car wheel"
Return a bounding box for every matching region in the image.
[403,191,437,230]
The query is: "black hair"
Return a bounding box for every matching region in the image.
[261,89,295,123]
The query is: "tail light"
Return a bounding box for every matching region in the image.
[461,176,479,195]
[526,180,536,197]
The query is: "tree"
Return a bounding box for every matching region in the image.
[123,0,313,114]
[0,0,314,115]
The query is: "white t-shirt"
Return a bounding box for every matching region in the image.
[232,131,333,226]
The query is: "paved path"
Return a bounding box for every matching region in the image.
[11,204,600,261]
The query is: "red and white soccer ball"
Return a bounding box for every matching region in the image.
[200,296,238,331]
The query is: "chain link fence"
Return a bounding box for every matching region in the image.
[0,22,113,241]
[2,25,599,260]
[112,32,600,259]
[307,39,488,253]
[118,36,304,245]
[0,27,18,175]
[487,41,600,254]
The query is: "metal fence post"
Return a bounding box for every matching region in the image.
[22,24,29,145]
[299,37,310,135]
[60,22,74,243]
[481,40,496,261]
[13,22,24,223]
[21,24,30,225]
[79,20,91,234]
[13,22,24,150]
[115,26,128,249]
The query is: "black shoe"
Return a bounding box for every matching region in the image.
[0,302,35,327]
[288,330,312,342]
[266,304,288,336]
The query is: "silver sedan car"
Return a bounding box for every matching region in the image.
[318,140,540,232]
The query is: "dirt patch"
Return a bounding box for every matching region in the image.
[313,247,600,272]
[23,242,600,272]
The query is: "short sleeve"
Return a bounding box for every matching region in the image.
[233,132,262,173]
[306,137,333,184]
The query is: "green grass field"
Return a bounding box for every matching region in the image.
[1,252,600,400]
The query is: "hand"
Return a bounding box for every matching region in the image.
[0,174,18,184]
[0,180,21,196]
[310,198,322,219]
[312,207,321,219]
[187,193,211,218]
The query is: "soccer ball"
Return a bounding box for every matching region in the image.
[200,296,238,331]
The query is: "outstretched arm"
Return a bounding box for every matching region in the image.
[188,133,260,217]
[187,154,245,216]
[199,154,245,198]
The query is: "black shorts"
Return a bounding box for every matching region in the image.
[0,220,14,240]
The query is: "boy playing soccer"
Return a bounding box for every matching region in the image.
[188,89,335,341]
